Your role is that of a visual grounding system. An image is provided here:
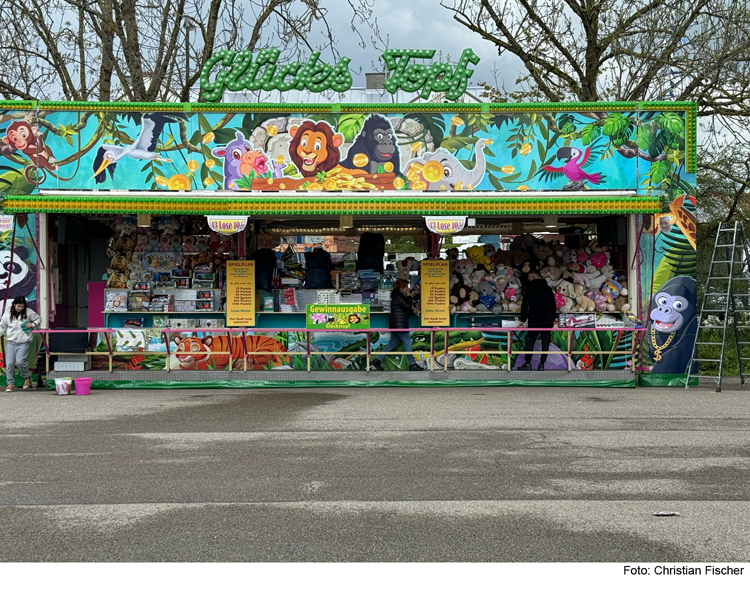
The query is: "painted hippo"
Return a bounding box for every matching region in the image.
[211,131,274,190]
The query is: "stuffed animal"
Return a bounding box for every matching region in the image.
[450,283,474,313]
[600,278,627,312]
[397,257,417,280]
[502,287,522,313]
[510,233,535,251]
[466,245,492,272]
[588,239,609,254]
[585,289,608,312]
[468,268,485,288]
[540,266,563,284]
[493,265,515,290]
[446,247,459,261]
[182,235,195,253]
[589,252,609,268]
[572,284,596,312]
[576,249,589,264]
[534,242,554,264]
[493,249,529,268]
[171,234,182,251]
[554,279,576,312]
[554,291,567,310]
[454,258,474,281]
[561,248,577,266]
[483,243,496,259]
[563,266,590,288]
[194,236,209,252]
[147,234,160,252]
[611,279,631,312]
[159,234,172,252]
[133,234,148,253]
[475,281,503,313]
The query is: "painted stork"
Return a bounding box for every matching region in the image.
[92,113,188,183]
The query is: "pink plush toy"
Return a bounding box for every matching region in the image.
[576,249,589,263]
[590,252,608,268]
[585,289,608,312]
[554,292,566,309]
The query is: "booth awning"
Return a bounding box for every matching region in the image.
[2,191,660,216]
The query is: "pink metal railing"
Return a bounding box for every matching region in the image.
[29,326,647,374]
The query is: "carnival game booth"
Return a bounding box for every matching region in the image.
[0,99,697,389]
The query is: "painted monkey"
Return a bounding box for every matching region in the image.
[2,120,58,170]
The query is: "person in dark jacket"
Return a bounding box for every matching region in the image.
[371,278,423,371]
[518,271,557,371]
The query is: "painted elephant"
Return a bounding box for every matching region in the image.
[405,138,488,190]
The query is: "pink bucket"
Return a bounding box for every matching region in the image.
[74,378,92,395]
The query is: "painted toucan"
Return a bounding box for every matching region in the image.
[541,146,606,187]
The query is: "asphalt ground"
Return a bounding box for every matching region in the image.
[0,384,748,563]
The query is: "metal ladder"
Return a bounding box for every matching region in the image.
[686,221,750,391]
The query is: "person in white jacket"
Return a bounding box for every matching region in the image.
[0,296,41,391]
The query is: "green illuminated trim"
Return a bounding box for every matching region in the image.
[2,194,661,216]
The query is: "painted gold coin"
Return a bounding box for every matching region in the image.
[205,159,216,168]
[266,177,274,185]
[484,139,494,145]
[205,177,214,186]
[410,141,424,152]
[440,184,446,190]
[307,182,323,190]
[202,132,215,144]
[466,184,474,191]
[393,177,405,189]
[453,181,463,191]
[324,179,337,191]
[187,160,199,172]
[501,165,515,174]
[266,124,278,137]
[383,162,393,172]
[352,153,369,167]
[167,174,190,190]
[421,160,444,183]
[155,176,169,187]
[520,143,532,156]
[412,180,427,190]
[517,185,530,191]
[275,155,285,165]
[279,183,286,190]
[451,116,464,126]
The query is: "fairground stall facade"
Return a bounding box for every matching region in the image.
[0,89,697,389]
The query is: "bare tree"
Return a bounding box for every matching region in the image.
[0,0,373,102]
[442,0,750,215]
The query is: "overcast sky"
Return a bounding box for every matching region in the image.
[308,0,522,88]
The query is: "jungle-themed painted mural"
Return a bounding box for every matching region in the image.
[0,106,694,195]
[91,328,631,372]
[0,214,38,313]
[638,194,697,374]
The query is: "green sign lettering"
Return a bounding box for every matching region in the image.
[199,48,480,102]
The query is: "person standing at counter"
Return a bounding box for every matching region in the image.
[518,271,557,371]
[1,296,41,391]
[371,279,423,371]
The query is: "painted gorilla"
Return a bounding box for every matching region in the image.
[340,114,400,174]
[647,275,697,374]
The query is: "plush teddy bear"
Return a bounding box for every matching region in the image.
[540,265,563,284]
[133,234,148,253]
[171,234,183,251]
[572,284,596,312]
[493,249,529,269]
[450,283,475,314]
[454,258,474,282]
[475,281,503,313]
[600,278,627,311]
[147,234,160,252]
[182,235,195,253]
[468,268,486,288]
[466,245,492,272]
[501,286,522,313]
[159,234,172,252]
[561,248,577,266]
